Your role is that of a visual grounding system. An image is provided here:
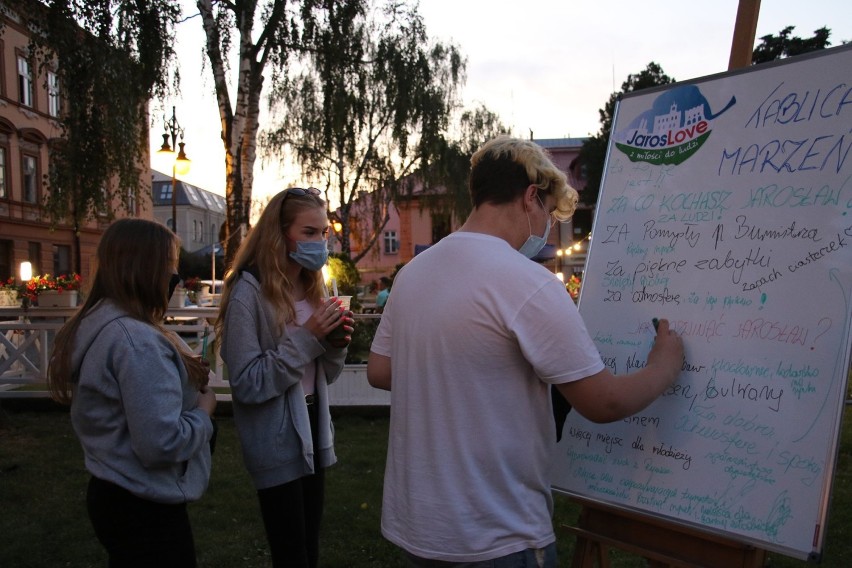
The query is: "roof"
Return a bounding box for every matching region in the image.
[151,170,226,214]
[534,137,589,150]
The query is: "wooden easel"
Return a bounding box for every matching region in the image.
[564,502,766,568]
[564,3,771,567]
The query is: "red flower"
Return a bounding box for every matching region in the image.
[21,273,82,301]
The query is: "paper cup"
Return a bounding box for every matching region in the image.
[327,295,352,343]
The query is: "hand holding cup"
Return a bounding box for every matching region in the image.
[326,296,355,348]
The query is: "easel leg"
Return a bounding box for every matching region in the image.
[571,535,610,568]
[565,503,767,568]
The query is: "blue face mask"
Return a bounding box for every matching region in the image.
[518,196,551,259]
[289,240,329,271]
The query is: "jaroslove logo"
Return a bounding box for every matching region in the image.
[614,85,736,165]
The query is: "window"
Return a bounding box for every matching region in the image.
[17,56,32,107]
[97,187,108,217]
[126,186,137,216]
[167,218,174,231]
[48,71,60,117]
[22,154,38,203]
[52,244,71,275]
[160,184,172,201]
[28,242,41,276]
[571,208,593,238]
[199,221,204,243]
[383,230,399,254]
[431,214,452,243]
[193,220,199,242]
[0,147,6,199]
[0,239,11,282]
[0,40,6,98]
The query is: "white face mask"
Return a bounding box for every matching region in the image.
[518,195,551,259]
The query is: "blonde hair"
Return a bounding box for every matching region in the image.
[470,135,578,220]
[48,219,208,404]
[216,188,327,338]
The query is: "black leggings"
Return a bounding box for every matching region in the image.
[256,402,326,568]
[86,476,196,568]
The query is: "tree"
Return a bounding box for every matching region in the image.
[9,0,179,273]
[194,0,373,267]
[578,62,675,206]
[195,0,282,266]
[418,104,510,224]
[752,26,832,64]
[261,1,466,262]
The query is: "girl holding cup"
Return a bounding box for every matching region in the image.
[216,187,353,568]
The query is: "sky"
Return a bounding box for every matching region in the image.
[150,0,852,202]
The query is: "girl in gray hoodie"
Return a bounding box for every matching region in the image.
[217,187,353,568]
[48,218,217,567]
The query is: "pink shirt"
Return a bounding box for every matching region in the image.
[288,299,317,395]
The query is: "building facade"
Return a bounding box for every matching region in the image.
[0,4,152,285]
[342,137,594,288]
[151,170,226,253]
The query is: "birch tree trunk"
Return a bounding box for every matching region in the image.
[196,0,280,267]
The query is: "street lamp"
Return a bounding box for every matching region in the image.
[157,106,191,238]
[328,215,344,252]
[19,261,32,309]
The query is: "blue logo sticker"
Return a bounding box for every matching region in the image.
[614,85,736,165]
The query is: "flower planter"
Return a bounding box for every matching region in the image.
[0,289,18,307]
[169,289,187,308]
[38,290,78,308]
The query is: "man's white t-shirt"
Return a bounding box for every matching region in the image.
[371,231,604,562]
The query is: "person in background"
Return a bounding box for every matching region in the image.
[216,187,354,568]
[367,136,683,567]
[375,276,392,313]
[48,218,217,568]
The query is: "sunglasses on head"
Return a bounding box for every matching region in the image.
[285,187,321,198]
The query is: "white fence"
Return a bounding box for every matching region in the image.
[0,306,389,406]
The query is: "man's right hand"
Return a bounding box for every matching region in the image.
[647,318,684,386]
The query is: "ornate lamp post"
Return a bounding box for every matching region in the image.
[19,261,32,310]
[157,106,191,238]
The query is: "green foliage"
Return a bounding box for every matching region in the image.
[418,104,510,223]
[0,406,401,567]
[346,316,379,364]
[262,1,466,262]
[752,26,832,64]
[389,261,406,281]
[10,0,180,226]
[579,62,675,206]
[2,404,852,567]
[328,253,361,294]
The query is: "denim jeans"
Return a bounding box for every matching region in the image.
[405,542,557,568]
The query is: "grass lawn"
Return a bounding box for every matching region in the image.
[1,401,850,567]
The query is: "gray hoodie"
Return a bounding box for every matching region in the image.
[220,271,345,490]
[70,299,213,504]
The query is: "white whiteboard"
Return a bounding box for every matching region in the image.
[551,44,852,561]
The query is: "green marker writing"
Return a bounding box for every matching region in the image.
[201,325,209,358]
[652,318,659,332]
